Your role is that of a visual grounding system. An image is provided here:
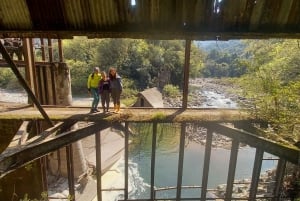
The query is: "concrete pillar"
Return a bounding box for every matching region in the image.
[47,62,87,178]
[54,62,72,106]
[48,140,87,178]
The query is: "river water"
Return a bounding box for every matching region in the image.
[106,125,277,200]
[0,88,278,200]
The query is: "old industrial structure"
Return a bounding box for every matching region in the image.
[0,1,299,201]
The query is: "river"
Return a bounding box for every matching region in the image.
[104,126,277,200]
[0,88,278,200]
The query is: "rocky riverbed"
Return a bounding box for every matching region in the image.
[163,78,248,108]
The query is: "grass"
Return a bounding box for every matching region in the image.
[151,112,167,121]
[121,97,137,107]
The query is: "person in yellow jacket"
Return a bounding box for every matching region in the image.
[87,67,102,113]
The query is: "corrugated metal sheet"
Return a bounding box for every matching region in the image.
[0,0,299,39]
[0,0,32,29]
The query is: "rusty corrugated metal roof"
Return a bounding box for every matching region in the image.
[0,0,299,40]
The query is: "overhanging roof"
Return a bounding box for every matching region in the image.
[0,0,300,40]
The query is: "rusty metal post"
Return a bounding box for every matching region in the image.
[125,122,129,200]
[272,158,286,201]
[201,128,213,200]
[249,149,264,200]
[66,144,75,201]
[225,139,239,201]
[182,40,191,109]
[96,131,102,201]
[150,122,157,199]
[176,123,186,200]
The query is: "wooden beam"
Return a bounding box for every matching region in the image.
[0,60,63,68]
[0,41,54,127]
[205,123,300,165]
[0,122,110,178]
[0,119,23,153]
[25,120,78,145]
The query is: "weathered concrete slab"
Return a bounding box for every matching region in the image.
[0,105,253,123]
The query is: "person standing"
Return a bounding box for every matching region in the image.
[87,67,102,113]
[98,71,110,113]
[108,67,122,113]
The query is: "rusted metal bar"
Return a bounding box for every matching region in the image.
[176,123,186,200]
[200,128,213,200]
[150,122,157,199]
[0,40,54,126]
[272,158,286,201]
[101,188,125,191]
[0,122,109,178]
[249,148,264,200]
[58,39,64,62]
[66,144,75,201]
[206,123,300,165]
[26,121,76,144]
[96,131,102,201]
[225,138,239,201]
[125,122,129,200]
[182,40,191,109]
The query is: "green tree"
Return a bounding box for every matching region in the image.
[64,37,100,66]
[239,39,300,138]
[189,43,205,78]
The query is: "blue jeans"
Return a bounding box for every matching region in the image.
[91,87,100,109]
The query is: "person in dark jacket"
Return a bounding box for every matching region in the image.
[108,67,122,113]
[98,71,110,113]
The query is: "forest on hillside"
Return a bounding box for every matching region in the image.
[0,38,300,141]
